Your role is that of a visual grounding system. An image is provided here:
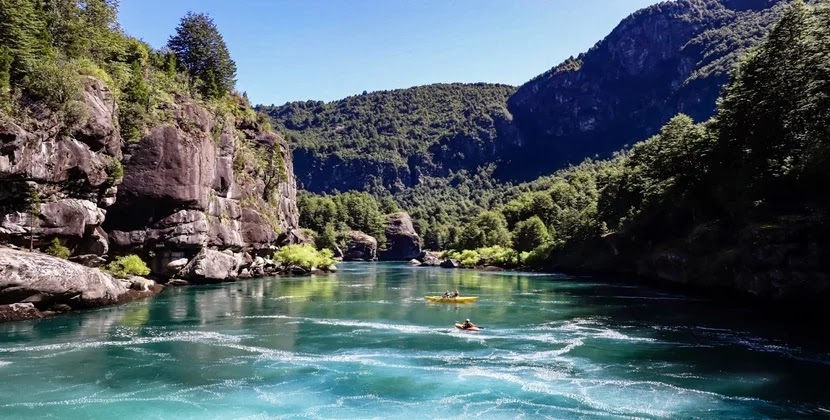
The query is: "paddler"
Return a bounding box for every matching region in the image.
[461,319,475,329]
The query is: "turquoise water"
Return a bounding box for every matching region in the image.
[1,263,829,419]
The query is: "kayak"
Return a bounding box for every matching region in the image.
[425,296,478,303]
[455,323,481,331]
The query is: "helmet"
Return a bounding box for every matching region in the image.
[465,319,470,322]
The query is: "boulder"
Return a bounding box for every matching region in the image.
[344,231,377,261]
[0,247,129,309]
[421,254,442,267]
[440,259,460,269]
[409,259,421,265]
[0,303,41,323]
[378,212,422,261]
[176,248,240,282]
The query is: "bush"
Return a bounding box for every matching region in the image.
[106,255,151,278]
[23,58,82,111]
[273,244,336,271]
[46,238,71,259]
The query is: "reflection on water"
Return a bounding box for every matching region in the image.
[0,262,829,418]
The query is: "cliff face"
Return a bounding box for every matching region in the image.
[0,78,300,275]
[505,0,789,178]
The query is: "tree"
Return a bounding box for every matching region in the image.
[458,211,511,249]
[167,12,236,99]
[513,216,550,252]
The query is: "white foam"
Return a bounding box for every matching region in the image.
[0,361,10,368]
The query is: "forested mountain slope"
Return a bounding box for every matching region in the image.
[266,0,791,197]
[260,83,518,193]
[505,0,791,178]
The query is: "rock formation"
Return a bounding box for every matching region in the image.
[0,247,159,321]
[379,212,421,261]
[343,231,378,261]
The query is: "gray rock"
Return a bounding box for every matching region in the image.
[0,302,41,322]
[409,259,421,265]
[344,231,377,261]
[379,212,422,261]
[176,248,240,282]
[128,276,155,292]
[0,248,129,309]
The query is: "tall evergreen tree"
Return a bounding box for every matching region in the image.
[167,12,236,99]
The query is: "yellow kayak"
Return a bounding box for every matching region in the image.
[425,296,478,303]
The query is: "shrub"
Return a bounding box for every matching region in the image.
[106,159,124,185]
[46,238,71,259]
[106,254,151,278]
[273,244,336,271]
[23,58,82,111]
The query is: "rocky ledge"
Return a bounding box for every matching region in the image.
[0,247,161,322]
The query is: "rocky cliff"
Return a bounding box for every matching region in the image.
[505,0,789,179]
[0,77,300,277]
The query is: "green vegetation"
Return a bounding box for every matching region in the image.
[167,12,237,99]
[260,83,516,193]
[273,244,336,271]
[298,190,388,250]
[443,246,520,268]
[106,254,151,278]
[46,238,71,259]
[440,0,830,271]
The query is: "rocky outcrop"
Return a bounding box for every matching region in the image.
[343,231,377,261]
[379,212,421,261]
[0,247,159,321]
[103,96,300,273]
[0,77,121,255]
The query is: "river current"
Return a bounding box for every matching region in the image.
[1,262,828,418]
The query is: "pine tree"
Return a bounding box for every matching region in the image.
[167,12,236,99]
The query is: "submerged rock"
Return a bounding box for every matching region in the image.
[176,248,239,282]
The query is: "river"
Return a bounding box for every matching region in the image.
[1,262,828,418]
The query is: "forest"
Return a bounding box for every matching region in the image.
[299,0,830,271]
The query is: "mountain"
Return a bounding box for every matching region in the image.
[260,83,518,193]
[267,0,791,195]
[505,0,791,178]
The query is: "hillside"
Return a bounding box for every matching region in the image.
[0,1,301,284]
[506,0,790,178]
[269,0,791,198]
[260,83,517,193]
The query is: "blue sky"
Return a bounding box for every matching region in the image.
[119,0,658,105]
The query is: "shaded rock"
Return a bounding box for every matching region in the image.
[327,264,338,273]
[379,212,422,261]
[176,248,239,282]
[0,303,41,323]
[0,248,129,309]
[166,279,190,287]
[70,254,107,267]
[440,259,460,269]
[344,231,377,261]
[238,268,252,279]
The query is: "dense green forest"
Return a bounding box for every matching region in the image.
[301,1,830,274]
[259,83,518,193]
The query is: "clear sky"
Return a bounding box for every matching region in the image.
[119,0,659,106]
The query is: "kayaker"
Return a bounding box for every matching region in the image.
[443,290,451,298]
[461,319,475,329]
[452,290,459,298]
